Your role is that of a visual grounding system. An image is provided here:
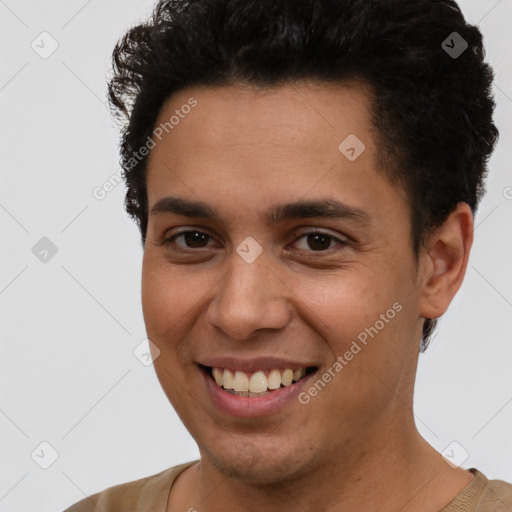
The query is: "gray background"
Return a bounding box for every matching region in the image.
[0,1,511,511]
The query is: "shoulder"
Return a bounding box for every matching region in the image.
[62,460,198,512]
[478,474,512,511]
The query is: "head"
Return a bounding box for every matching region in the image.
[108,0,498,483]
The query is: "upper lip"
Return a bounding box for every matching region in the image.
[198,356,318,372]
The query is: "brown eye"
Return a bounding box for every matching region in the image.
[305,233,333,251]
[167,230,213,249]
[292,230,348,252]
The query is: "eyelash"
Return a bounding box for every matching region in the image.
[160,228,348,255]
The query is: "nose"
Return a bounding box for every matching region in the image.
[205,248,291,340]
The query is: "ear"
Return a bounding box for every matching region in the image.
[418,202,474,320]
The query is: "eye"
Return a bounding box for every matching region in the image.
[164,229,215,250]
[291,230,348,252]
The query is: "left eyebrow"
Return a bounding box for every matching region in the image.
[148,196,372,227]
[265,199,372,226]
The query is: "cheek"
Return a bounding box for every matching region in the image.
[141,265,173,336]
[302,268,411,378]
[141,261,198,405]
[141,257,219,368]
[299,270,389,336]
[141,258,195,335]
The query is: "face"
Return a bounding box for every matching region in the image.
[142,81,426,483]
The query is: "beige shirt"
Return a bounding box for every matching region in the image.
[63,462,512,512]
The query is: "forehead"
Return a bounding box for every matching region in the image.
[147,82,377,188]
[150,80,375,161]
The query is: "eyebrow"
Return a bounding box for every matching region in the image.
[149,196,372,226]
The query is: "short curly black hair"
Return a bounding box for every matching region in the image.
[108,0,498,352]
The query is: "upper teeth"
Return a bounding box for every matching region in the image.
[212,367,306,393]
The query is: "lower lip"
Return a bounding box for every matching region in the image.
[200,367,315,417]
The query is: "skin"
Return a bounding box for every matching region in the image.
[141,81,475,512]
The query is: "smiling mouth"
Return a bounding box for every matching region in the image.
[201,365,318,397]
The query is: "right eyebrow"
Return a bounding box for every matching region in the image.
[149,196,218,220]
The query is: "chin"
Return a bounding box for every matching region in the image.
[199,435,317,484]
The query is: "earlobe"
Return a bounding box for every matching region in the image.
[418,202,474,320]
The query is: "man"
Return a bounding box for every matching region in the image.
[65,0,511,510]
